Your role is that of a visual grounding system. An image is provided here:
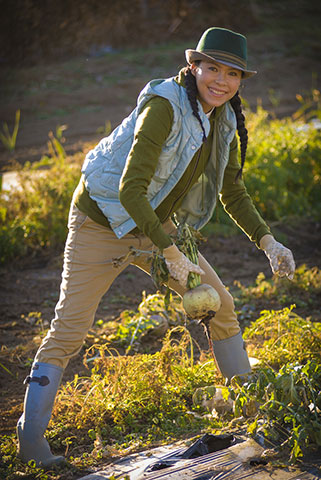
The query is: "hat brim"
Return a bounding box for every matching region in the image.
[185,49,257,78]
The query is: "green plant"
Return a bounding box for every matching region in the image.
[0,109,20,152]
[243,305,321,366]
[51,327,220,459]
[235,264,321,311]
[230,301,321,463]
[293,88,321,122]
[0,362,15,377]
[0,125,83,265]
[109,291,185,352]
[96,120,112,136]
[231,360,321,462]
[243,103,321,221]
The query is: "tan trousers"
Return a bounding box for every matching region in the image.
[35,204,240,369]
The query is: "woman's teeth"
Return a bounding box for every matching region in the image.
[209,88,225,95]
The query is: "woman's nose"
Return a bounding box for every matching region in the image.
[216,71,227,83]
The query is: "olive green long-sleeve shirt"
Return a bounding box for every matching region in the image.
[74,88,270,249]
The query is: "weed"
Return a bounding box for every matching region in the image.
[50,328,220,459]
[1,300,321,476]
[293,88,321,122]
[96,120,112,136]
[244,305,321,366]
[231,360,321,463]
[235,265,321,313]
[0,362,15,377]
[244,104,321,221]
[0,109,20,152]
[0,125,83,265]
[110,292,185,352]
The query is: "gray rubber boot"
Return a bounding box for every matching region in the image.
[212,331,251,382]
[17,362,65,467]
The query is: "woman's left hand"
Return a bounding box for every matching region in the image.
[260,234,296,280]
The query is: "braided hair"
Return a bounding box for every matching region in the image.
[184,67,207,143]
[183,66,248,182]
[230,91,248,181]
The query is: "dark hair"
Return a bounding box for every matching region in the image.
[184,67,207,143]
[184,65,248,182]
[230,91,248,181]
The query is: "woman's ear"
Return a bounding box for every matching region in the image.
[190,63,197,77]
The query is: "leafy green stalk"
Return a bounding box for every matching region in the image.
[175,222,202,289]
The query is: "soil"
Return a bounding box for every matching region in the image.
[0,3,321,477]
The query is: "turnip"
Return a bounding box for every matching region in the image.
[114,221,221,321]
[112,222,220,360]
[167,221,222,366]
[183,283,221,319]
[175,222,221,321]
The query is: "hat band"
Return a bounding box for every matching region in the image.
[201,49,247,70]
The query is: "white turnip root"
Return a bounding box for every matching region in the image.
[148,221,221,321]
[183,283,221,319]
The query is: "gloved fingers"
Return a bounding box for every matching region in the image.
[280,254,295,280]
[269,256,279,275]
[165,261,188,287]
[165,255,205,288]
[268,247,295,280]
[187,261,205,276]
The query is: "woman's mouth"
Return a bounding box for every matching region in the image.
[208,87,227,96]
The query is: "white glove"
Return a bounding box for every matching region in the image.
[260,234,296,280]
[163,244,205,288]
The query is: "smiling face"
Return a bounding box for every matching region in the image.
[191,60,242,112]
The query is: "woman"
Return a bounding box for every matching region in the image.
[17,27,295,467]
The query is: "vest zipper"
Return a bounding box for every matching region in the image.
[164,145,203,220]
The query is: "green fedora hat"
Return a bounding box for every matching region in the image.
[185,27,257,78]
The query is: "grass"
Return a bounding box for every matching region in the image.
[0,109,20,152]
[0,126,82,264]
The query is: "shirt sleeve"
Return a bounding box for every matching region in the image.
[119,96,174,249]
[220,136,271,247]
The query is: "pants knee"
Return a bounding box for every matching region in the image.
[218,288,236,314]
[210,288,240,341]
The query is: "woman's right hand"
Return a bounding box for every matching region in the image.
[163,244,204,288]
